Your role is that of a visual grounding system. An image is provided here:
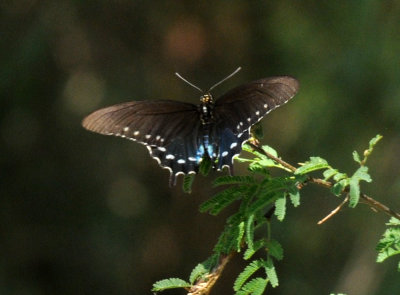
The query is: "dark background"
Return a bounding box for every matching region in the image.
[1,1,400,294]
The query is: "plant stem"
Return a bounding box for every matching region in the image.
[187,252,235,295]
[248,143,400,221]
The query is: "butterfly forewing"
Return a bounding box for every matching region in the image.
[82,100,198,145]
[82,100,203,184]
[214,76,299,134]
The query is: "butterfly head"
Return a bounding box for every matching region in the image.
[200,93,214,104]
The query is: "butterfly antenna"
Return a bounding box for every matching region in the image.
[208,67,242,92]
[175,72,203,93]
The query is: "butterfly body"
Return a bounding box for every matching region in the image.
[82,76,299,186]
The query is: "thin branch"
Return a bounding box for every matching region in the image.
[187,252,235,295]
[248,143,400,221]
[317,194,350,224]
[186,144,400,295]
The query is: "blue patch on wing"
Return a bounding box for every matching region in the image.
[196,135,215,163]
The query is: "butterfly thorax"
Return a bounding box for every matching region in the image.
[199,93,215,125]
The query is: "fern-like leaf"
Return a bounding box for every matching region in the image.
[266,239,284,260]
[234,260,265,291]
[183,174,195,193]
[289,189,300,207]
[214,175,256,186]
[200,186,248,215]
[245,214,255,249]
[189,263,209,284]
[244,239,268,260]
[265,258,279,287]
[295,157,330,175]
[236,277,268,295]
[152,278,191,291]
[274,195,286,221]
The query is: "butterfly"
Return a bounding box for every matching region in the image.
[82,68,299,186]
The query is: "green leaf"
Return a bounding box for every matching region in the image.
[234,260,265,291]
[214,175,256,186]
[348,166,372,207]
[349,177,360,208]
[236,277,268,295]
[189,263,209,284]
[323,168,338,180]
[236,221,246,251]
[261,145,279,157]
[248,191,277,214]
[369,134,383,149]
[274,195,286,221]
[251,123,264,139]
[352,150,361,164]
[352,166,372,183]
[387,217,400,226]
[376,224,400,265]
[244,239,268,260]
[289,190,300,207]
[295,157,330,175]
[265,258,279,287]
[200,186,248,215]
[199,157,212,176]
[183,174,195,193]
[333,172,348,182]
[245,214,255,249]
[266,239,283,260]
[152,278,191,291]
[331,179,348,196]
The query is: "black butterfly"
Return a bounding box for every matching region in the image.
[82,70,299,186]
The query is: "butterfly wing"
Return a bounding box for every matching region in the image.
[213,76,299,171]
[82,100,202,185]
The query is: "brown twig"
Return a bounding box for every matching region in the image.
[317,194,350,224]
[248,142,400,221]
[187,252,235,295]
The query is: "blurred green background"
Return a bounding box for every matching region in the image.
[1,1,400,294]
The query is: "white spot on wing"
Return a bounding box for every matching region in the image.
[177,159,186,164]
[230,142,238,149]
[134,131,140,136]
[221,151,228,157]
[188,157,197,162]
[123,126,129,132]
[156,135,161,140]
[145,134,151,139]
[231,153,241,164]
[264,103,268,108]
[166,154,175,160]
[152,156,161,164]
[157,147,166,152]
[255,111,260,116]
[247,117,251,122]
